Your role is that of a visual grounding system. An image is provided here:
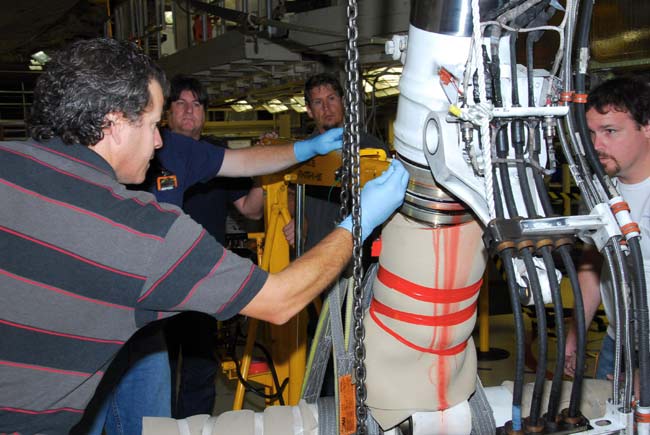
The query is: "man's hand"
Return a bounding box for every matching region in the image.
[338,159,409,241]
[294,128,343,162]
[564,327,578,377]
[283,219,295,247]
[256,131,279,146]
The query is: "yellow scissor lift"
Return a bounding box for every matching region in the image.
[221,142,389,410]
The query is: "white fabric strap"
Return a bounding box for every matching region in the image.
[292,405,303,434]
[201,416,218,435]
[176,418,191,435]
[254,412,264,434]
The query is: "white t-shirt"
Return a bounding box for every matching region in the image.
[600,177,650,339]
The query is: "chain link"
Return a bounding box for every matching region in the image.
[343,0,366,433]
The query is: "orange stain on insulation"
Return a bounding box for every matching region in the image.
[427,223,466,409]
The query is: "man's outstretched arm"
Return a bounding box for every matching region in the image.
[240,159,410,324]
[219,128,343,177]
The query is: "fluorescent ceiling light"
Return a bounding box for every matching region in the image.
[286,95,306,113]
[31,51,51,65]
[290,104,307,113]
[230,100,253,112]
[364,66,402,98]
[262,99,288,113]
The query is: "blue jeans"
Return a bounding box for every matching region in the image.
[596,333,615,380]
[72,323,171,435]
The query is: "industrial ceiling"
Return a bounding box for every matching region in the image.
[0,0,649,134]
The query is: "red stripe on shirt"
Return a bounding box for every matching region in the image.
[26,142,112,175]
[1,179,164,242]
[0,269,134,311]
[130,196,181,215]
[0,405,83,415]
[0,360,96,378]
[0,319,125,345]
[173,249,227,309]
[1,226,147,281]
[138,229,207,302]
[217,264,256,314]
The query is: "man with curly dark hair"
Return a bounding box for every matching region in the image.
[0,37,409,434]
[564,77,650,384]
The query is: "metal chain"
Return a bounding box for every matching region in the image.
[343,0,366,433]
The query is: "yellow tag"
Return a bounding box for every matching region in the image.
[339,374,357,435]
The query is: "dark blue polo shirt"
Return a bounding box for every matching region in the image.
[150,130,226,207]
[145,130,251,244]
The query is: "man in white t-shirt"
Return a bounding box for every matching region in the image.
[564,77,650,380]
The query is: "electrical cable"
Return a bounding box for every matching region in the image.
[603,245,624,406]
[555,118,598,209]
[629,236,650,406]
[223,320,289,405]
[610,243,634,411]
[237,342,289,405]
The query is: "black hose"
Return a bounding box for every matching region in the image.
[496,119,548,426]
[493,165,505,218]
[530,135,586,418]
[496,125,518,218]
[629,236,650,406]
[521,247,548,426]
[526,35,536,107]
[530,140,553,215]
[524,3,556,106]
[489,45,504,108]
[515,125,563,421]
[559,245,587,418]
[497,118,548,424]
[541,246,565,422]
[512,120,537,216]
[509,32,519,107]
[502,248,527,431]
[492,147,524,430]
[572,0,608,193]
[497,162,518,218]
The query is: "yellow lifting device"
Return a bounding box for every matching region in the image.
[226,142,389,410]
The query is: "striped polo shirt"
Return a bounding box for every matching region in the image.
[0,138,268,434]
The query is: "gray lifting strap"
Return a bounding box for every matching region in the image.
[316,396,337,435]
[469,376,496,435]
[301,276,347,404]
[302,264,381,434]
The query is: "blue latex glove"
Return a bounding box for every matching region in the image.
[338,159,410,242]
[293,128,343,162]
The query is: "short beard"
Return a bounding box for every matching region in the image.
[321,121,342,132]
[598,152,621,177]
